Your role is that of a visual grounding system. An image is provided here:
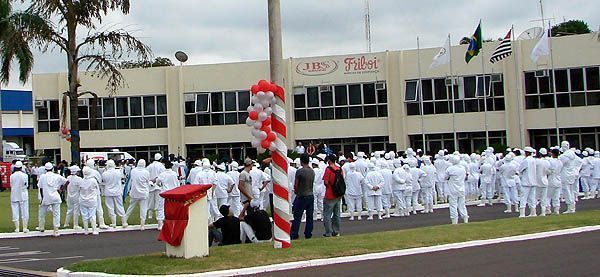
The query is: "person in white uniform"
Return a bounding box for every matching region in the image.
[559,141,581,213]
[311,159,325,220]
[518,147,538,218]
[146,153,166,221]
[393,164,413,217]
[407,159,426,215]
[479,159,495,206]
[444,155,469,224]
[214,163,235,215]
[546,148,564,215]
[378,161,394,218]
[186,160,202,184]
[81,167,100,235]
[227,161,243,217]
[84,159,108,229]
[344,163,364,220]
[155,160,181,230]
[64,165,83,229]
[579,150,593,199]
[102,160,126,228]
[10,161,29,233]
[499,153,519,213]
[420,156,437,213]
[193,161,219,221]
[535,148,551,216]
[38,162,67,236]
[590,151,600,199]
[434,151,449,203]
[365,162,384,220]
[124,159,150,230]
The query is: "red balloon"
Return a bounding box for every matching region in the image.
[267,132,276,142]
[260,125,271,133]
[261,139,271,149]
[262,117,271,127]
[250,85,260,94]
[258,80,270,91]
[61,128,69,135]
[249,110,258,120]
[267,83,277,92]
[66,137,72,142]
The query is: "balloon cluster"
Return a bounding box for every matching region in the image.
[246,80,283,153]
[60,127,72,142]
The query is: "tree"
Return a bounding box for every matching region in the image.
[25,0,152,164]
[119,56,174,69]
[551,20,591,37]
[0,0,46,161]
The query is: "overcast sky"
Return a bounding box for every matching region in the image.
[3,0,599,90]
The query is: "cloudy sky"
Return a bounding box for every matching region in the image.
[4,0,599,90]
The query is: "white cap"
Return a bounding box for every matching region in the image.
[137,159,146,168]
[230,161,239,169]
[85,159,95,168]
[106,160,116,168]
[154,153,162,161]
[582,151,588,157]
[216,163,226,171]
[449,155,460,165]
[524,146,535,153]
[293,158,300,165]
[316,153,326,160]
[202,161,211,170]
[14,161,23,168]
[44,162,53,170]
[83,166,93,176]
[357,152,366,158]
[194,160,202,166]
[539,148,548,155]
[69,165,80,173]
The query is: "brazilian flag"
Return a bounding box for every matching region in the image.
[465,22,482,63]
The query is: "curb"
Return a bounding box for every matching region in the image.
[56,225,600,277]
[0,224,159,239]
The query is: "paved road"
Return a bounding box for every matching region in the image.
[264,230,600,277]
[1,199,599,273]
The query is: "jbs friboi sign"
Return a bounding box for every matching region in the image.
[296,55,381,76]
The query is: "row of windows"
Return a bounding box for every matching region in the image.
[293,82,388,121]
[186,142,255,162]
[529,127,600,151]
[37,100,61,132]
[405,74,505,115]
[296,136,394,156]
[525,66,600,109]
[184,91,251,127]
[409,131,507,154]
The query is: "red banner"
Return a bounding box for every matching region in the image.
[0,162,11,189]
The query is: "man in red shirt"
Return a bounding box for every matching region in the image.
[322,155,342,237]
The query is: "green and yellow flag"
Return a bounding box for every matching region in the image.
[465,22,482,63]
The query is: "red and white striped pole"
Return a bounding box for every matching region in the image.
[271,86,290,248]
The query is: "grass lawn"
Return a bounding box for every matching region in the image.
[0,190,157,233]
[66,210,600,275]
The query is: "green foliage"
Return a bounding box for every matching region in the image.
[119,56,175,69]
[551,20,591,37]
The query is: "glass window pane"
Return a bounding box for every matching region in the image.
[476,76,491,97]
[238,112,248,124]
[465,99,478,112]
[406,103,420,116]
[571,93,585,107]
[157,95,167,115]
[143,96,155,115]
[464,77,476,98]
[554,69,568,92]
[421,80,433,101]
[238,91,250,110]
[157,116,168,128]
[588,91,600,105]
[434,79,447,100]
[538,76,552,94]
[570,68,584,91]
[38,107,48,120]
[321,108,334,120]
[143,116,157,128]
[494,98,505,111]
[493,82,504,96]
[525,96,539,109]
[557,94,570,107]
[117,118,129,129]
[185,115,196,126]
[405,81,418,102]
[334,85,348,105]
[307,109,320,121]
[130,117,143,129]
[225,112,238,124]
[422,102,434,115]
[363,83,376,104]
[196,94,209,112]
[349,84,362,105]
[335,107,348,119]
[377,105,388,117]
[78,106,88,119]
[294,109,307,121]
[103,119,116,130]
[49,120,60,132]
[225,92,237,111]
[211,113,224,125]
[586,67,600,90]
[102,98,115,117]
[197,114,210,126]
[294,94,306,108]
[130,97,142,116]
[454,100,464,113]
[524,72,537,95]
[377,89,387,104]
[78,119,89,131]
[211,92,223,112]
[116,98,128,116]
[38,121,49,132]
[307,87,319,107]
[349,106,363,118]
[435,101,449,114]
[49,101,59,119]
[321,90,333,107]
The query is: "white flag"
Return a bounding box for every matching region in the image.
[530,29,550,62]
[430,36,451,68]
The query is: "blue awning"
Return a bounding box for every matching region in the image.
[2,128,34,137]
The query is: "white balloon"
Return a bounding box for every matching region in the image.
[254,103,264,112]
[247,106,254,113]
[245,118,255,127]
[253,121,262,129]
[261,100,271,109]
[258,111,268,122]
[257,91,265,98]
[266,91,274,100]
[264,107,273,115]
[251,128,260,137]
[258,131,267,140]
[251,96,257,104]
[268,142,277,151]
[251,139,260,148]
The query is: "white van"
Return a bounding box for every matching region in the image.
[80,150,135,162]
[3,141,28,162]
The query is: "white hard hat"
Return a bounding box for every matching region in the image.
[44,162,54,170]
[106,160,116,168]
[137,159,146,168]
[357,152,366,158]
[85,159,95,167]
[524,146,536,153]
[154,153,163,161]
[69,165,80,173]
[539,148,548,155]
[194,160,202,166]
[14,161,23,168]
[216,163,226,171]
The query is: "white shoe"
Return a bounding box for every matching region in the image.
[349,216,354,221]
[53,229,60,237]
[367,216,373,221]
[23,228,29,233]
[74,225,82,230]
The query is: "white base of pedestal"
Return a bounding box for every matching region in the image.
[165,198,209,259]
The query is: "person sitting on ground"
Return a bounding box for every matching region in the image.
[209,205,258,246]
[242,199,273,241]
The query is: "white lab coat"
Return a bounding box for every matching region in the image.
[519,156,538,187]
[408,167,426,192]
[129,166,150,199]
[445,165,466,197]
[536,158,551,188]
[146,161,166,191]
[10,171,29,202]
[345,170,365,196]
[365,170,384,196]
[214,171,235,199]
[80,177,100,208]
[157,169,180,192]
[420,165,437,189]
[39,172,67,205]
[66,175,83,204]
[379,168,394,195]
[102,168,124,197]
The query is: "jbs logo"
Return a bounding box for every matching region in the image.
[296,60,338,76]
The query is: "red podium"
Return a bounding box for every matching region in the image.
[158,184,212,258]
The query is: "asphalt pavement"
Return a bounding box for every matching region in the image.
[1,199,599,273]
[264,230,600,277]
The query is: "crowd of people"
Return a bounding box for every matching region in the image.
[6,140,599,245]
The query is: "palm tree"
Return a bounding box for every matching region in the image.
[0,0,46,161]
[24,0,152,164]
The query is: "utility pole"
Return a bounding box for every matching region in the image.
[365,0,372,52]
[268,0,283,85]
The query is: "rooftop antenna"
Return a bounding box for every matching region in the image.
[530,0,554,29]
[364,0,372,52]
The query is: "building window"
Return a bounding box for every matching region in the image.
[405,74,504,116]
[296,136,394,156]
[529,127,600,150]
[524,66,600,109]
[184,90,250,127]
[186,142,255,162]
[293,82,388,122]
[36,100,60,132]
[409,131,507,154]
[75,95,167,131]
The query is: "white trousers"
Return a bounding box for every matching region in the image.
[536,186,548,209]
[156,196,166,221]
[561,181,575,205]
[366,195,383,212]
[519,186,537,209]
[392,190,406,211]
[590,178,598,195]
[546,186,561,209]
[314,192,324,214]
[381,193,392,209]
[421,187,434,207]
[580,177,591,192]
[345,195,363,213]
[502,186,518,205]
[436,181,447,199]
[147,190,160,211]
[227,196,242,217]
[480,181,494,200]
[105,196,125,218]
[240,221,258,243]
[11,201,29,222]
[448,194,468,220]
[96,194,104,220]
[411,190,420,210]
[39,203,61,229]
[208,198,220,220]
[125,198,149,221]
[80,204,98,221]
[65,199,79,225]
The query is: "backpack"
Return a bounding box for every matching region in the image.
[329,167,346,197]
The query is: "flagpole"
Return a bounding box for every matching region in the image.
[417,36,426,153]
[548,22,560,144]
[511,25,525,147]
[480,20,490,147]
[448,33,458,151]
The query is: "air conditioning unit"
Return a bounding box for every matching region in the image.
[491,74,503,82]
[78,98,89,106]
[535,70,548,78]
[318,85,333,93]
[184,93,195,102]
[445,77,458,86]
[34,100,46,108]
[375,81,386,90]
